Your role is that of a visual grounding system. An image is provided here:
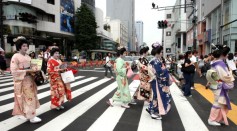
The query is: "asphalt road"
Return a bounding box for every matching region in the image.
[0,69,236,131]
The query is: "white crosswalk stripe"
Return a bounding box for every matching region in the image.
[0,78,13,83]
[0,75,13,80]
[0,76,95,114]
[0,75,212,131]
[0,76,85,102]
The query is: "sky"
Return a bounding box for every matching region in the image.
[95,0,176,49]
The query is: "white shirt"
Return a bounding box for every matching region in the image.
[44,52,50,59]
[106,56,111,67]
[234,56,237,62]
[226,59,237,71]
[190,55,197,63]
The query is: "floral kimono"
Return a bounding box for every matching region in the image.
[149,58,171,115]
[47,58,72,109]
[208,60,234,125]
[111,58,132,104]
[135,57,154,101]
[10,53,40,119]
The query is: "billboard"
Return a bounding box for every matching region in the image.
[60,0,74,33]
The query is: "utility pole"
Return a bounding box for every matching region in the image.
[162,28,164,46]
[0,0,4,50]
[219,0,224,45]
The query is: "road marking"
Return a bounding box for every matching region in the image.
[87,81,140,131]
[0,78,13,83]
[137,102,162,131]
[195,83,237,125]
[0,76,94,113]
[170,83,209,131]
[0,76,84,97]
[35,80,116,131]
[0,78,110,131]
[0,75,13,80]
[129,80,140,97]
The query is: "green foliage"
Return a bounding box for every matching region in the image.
[74,4,98,51]
[5,52,15,59]
[3,25,11,35]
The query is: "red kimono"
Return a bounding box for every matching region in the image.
[47,58,72,109]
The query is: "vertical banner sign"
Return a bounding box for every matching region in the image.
[60,0,74,33]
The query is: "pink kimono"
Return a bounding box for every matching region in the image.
[10,53,40,119]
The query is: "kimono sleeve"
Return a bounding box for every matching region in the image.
[216,66,235,83]
[148,64,156,82]
[10,54,26,81]
[47,59,59,75]
[116,59,126,77]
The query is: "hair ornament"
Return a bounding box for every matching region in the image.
[152,42,161,48]
[13,36,26,42]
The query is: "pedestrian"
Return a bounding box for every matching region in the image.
[165,55,172,70]
[135,45,153,102]
[190,50,202,90]
[207,44,234,126]
[226,53,237,76]
[10,36,41,123]
[51,42,59,50]
[47,48,72,110]
[181,51,195,97]
[147,43,172,120]
[233,52,237,62]
[29,51,36,59]
[177,54,185,87]
[0,49,7,75]
[106,47,132,108]
[104,53,114,79]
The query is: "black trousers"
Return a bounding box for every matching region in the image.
[105,66,113,77]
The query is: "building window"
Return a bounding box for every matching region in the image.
[13,26,19,35]
[166,31,171,36]
[167,14,171,19]
[48,14,55,22]
[47,0,55,5]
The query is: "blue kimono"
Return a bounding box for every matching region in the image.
[149,58,171,115]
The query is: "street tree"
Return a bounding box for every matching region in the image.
[74,4,98,51]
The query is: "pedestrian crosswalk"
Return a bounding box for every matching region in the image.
[0,73,232,131]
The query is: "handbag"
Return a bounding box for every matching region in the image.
[61,70,75,83]
[104,61,109,68]
[34,71,44,85]
[127,68,134,78]
[181,64,195,73]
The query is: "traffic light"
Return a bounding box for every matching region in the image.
[158,20,168,29]
[164,20,168,28]
[158,21,162,28]
[152,2,155,8]
[19,12,37,23]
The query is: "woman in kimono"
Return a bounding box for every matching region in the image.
[207,45,234,126]
[148,43,172,120]
[107,47,132,108]
[135,46,154,101]
[47,48,72,110]
[10,36,41,123]
[0,49,7,75]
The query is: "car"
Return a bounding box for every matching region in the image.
[124,56,133,66]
